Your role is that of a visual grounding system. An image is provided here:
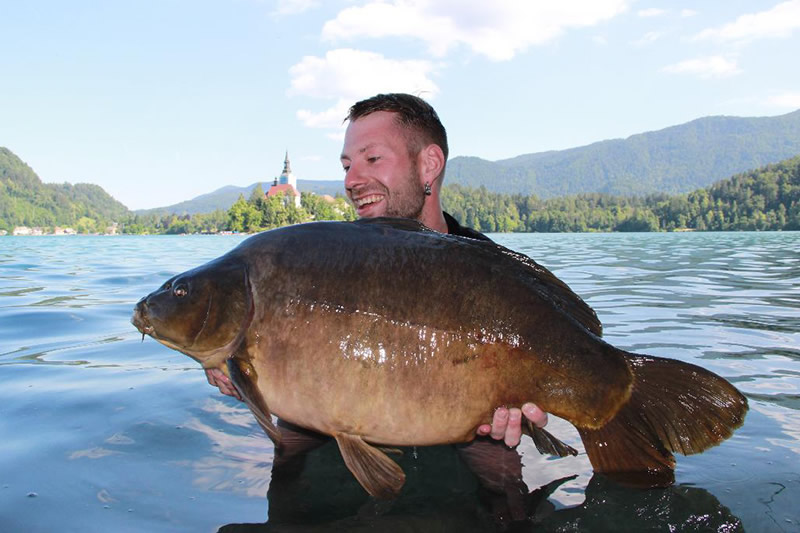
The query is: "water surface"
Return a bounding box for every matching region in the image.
[1,231,798,531]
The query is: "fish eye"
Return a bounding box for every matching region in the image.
[173,285,187,298]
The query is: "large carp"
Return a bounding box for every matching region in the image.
[132,218,748,498]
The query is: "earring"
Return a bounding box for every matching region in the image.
[424,182,432,196]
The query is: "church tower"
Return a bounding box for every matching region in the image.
[266,151,301,208]
[278,151,297,189]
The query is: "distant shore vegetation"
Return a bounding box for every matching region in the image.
[443,154,800,233]
[2,151,798,235]
[117,188,357,235]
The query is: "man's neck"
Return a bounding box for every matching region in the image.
[418,210,448,233]
[417,197,448,233]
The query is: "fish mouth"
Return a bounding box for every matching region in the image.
[131,303,155,337]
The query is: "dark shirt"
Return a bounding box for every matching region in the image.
[443,211,492,241]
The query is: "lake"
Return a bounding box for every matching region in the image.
[1,231,798,532]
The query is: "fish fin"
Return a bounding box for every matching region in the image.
[523,420,578,458]
[227,358,282,446]
[334,433,406,499]
[377,446,404,456]
[578,354,748,486]
[505,249,603,337]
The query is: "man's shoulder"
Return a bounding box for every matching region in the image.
[443,212,492,241]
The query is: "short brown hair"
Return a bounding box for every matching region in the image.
[346,93,449,163]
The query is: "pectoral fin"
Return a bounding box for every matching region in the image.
[334,433,406,499]
[227,358,281,446]
[523,420,578,458]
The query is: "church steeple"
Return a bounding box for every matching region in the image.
[278,150,296,188]
[282,151,292,176]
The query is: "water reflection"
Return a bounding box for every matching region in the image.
[215,437,743,532]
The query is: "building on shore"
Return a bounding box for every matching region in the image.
[12,226,44,236]
[266,152,301,208]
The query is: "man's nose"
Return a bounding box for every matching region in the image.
[344,161,364,191]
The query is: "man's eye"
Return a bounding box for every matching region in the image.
[367,156,380,163]
[342,165,350,172]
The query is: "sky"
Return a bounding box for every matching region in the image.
[2,1,799,210]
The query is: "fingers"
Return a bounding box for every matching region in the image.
[504,408,523,448]
[205,368,242,400]
[475,403,549,447]
[489,407,509,440]
[522,402,547,428]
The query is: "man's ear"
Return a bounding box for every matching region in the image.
[418,144,446,187]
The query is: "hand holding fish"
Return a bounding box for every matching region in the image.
[206,367,241,400]
[478,403,548,447]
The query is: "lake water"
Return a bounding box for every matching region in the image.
[1,231,798,532]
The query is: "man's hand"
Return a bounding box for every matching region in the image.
[477,403,547,447]
[205,367,242,401]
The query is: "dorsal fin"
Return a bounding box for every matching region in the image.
[499,246,603,337]
[355,216,602,336]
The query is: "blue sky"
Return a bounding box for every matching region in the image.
[2,1,799,210]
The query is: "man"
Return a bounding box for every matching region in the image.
[339,92,548,446]
[206,93,547,447]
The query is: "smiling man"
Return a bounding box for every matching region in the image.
[339,93,547,446]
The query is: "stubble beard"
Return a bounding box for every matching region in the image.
[383,166,426,221]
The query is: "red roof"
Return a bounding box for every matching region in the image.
[266,184,300,197]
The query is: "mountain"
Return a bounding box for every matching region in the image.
[0,147,129,231]
[445,109,800,198]
[135,179,345,215]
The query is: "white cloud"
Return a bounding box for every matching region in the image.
[288,48,440,129]
[765,91,800,109]
[680,9,697,18]
[321,0,630,61]
[662,56,742,79]
[695,0,800,43]
[637,8,666,18]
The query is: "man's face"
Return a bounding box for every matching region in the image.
[340,111,425,219]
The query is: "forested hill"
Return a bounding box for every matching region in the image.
[442,154,800,232]
[0,147,128,232]
[446,109,800,198]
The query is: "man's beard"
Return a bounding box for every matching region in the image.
[383,166,425,220]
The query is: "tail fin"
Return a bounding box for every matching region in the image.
[577,354,748,485]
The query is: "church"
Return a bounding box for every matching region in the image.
[266,152,302,208]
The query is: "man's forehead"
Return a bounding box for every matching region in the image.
[341,141,381,158]
[342,113,405,156]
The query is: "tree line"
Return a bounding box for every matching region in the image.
[3,146,798,234]
[117,186,356,234]
[442,155,800,233]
